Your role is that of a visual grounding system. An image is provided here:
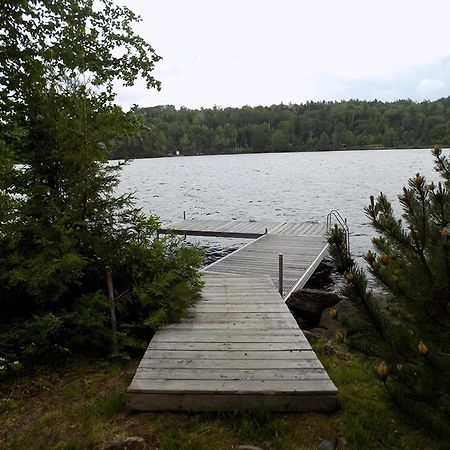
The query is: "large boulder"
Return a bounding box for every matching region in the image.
[319,298,360,329]
[307,299,360,340]
[286,288,342,327]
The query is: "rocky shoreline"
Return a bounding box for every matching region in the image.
[287,258,356,341]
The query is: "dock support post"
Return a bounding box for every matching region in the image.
[183,210,186,220]
[278,253,283,297]
[105,266,118,353]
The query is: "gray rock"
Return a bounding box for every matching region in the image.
[308,326,335,340]
[287,288,342,325]
[100,437,146,450]
[236,446,265,450]
[303,329,321,342]
[310,298,360,340]
[319,438,338,450]
[320,299,359,328]
[236,445,264,450]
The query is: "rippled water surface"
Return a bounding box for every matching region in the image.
[117,149,443,260]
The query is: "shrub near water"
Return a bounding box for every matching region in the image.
[0,176,204,375]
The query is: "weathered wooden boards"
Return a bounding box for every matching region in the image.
[159,219,326,239]
[271,221,327,236]
[203,234,328,298]
[161,218,329,299]
[127,274,338,412]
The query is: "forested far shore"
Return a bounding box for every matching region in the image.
[110,98,450,159]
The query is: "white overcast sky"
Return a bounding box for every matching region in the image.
[116,0,450,109]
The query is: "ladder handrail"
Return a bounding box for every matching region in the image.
[326,209,348,231]
[326,210,350,252]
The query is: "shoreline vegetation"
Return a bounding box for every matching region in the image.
[110,98,450,160]
[111,145,439,162]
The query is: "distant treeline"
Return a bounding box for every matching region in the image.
[110,98,450,158]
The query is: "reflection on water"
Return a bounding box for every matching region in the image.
[116,148,443,263]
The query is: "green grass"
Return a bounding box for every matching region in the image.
[0,346,443,450]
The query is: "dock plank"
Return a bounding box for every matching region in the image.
[134,368,328,381]
[147,342,312,351]
[128,378,337,394]
[137,358,325,370]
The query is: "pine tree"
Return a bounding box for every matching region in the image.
[329,145,450,434]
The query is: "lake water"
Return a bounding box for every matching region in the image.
[116,148,444,264]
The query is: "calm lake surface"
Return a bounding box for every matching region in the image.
[117,148,444,262]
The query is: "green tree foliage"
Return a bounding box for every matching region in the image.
[328,145,450,435]
[110,99,450,158]
[0,0,203,376]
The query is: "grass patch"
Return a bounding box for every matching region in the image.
[95,392,126,417]
[227,409,279,442]
[0,347,444,450]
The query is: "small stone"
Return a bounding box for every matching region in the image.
[100,436,146,450]
[319,438,338,450]
[236,446,265,450]
[303,329,321,342]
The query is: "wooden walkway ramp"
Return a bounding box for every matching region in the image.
[205,234,328,297]
[128,219,338,412]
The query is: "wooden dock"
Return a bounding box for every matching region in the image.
[127,219,338,412]
[160,218,327,239]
